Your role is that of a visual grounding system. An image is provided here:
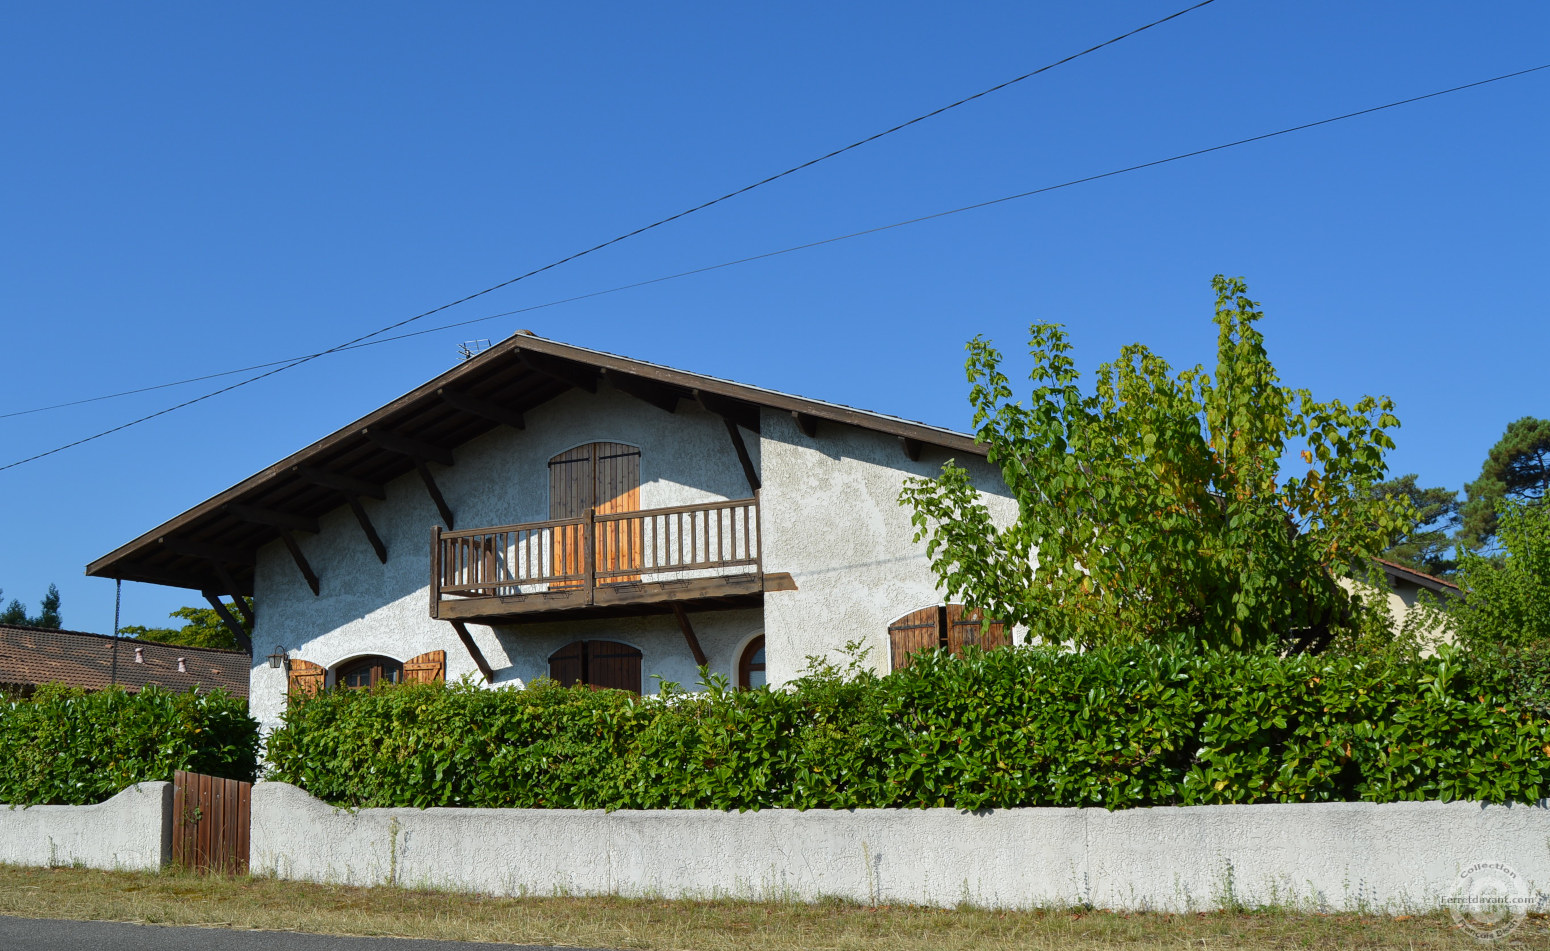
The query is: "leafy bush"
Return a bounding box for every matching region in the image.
[0,684,259,806]
[265,644,1550,811]
[1450,500,1550,650]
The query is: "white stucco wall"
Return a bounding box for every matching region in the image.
[251,384,761,730]
[758,408,1016,683]
[0,782,171,871]
[249,782,1550,912]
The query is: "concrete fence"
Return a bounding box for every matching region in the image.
[0,782,172,871]
[248,783,1550,912]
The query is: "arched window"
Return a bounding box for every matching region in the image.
[548,640,642,693]
[335,655,403,689]
[738,635,766,689]
[887,605,1007,671]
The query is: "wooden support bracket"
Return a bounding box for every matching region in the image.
[361,427,455,467]
[277,529,321,596]
[447,619,496,683]
[292,465,386,500]
[901,436,924,462]
[225,502,319,535]
[603,370,681,414]
[412,458,455,529]
[201,590,253,654]
[672,604,708,668]
[518,350,597,393]
[347,495,389,563]
[694,389,760,432]
[437,387,525,430]
[722,417,761,494]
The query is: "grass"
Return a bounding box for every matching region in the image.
[1,864,1544,949]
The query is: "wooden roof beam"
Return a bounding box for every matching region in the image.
[901,437,924,462]
[291,465,386,500]
[224,502,319,535]
[603,370,682,414]
[437,387,525,431]
[518,350,597,393]
[361,427,455,467]
[693,389,760,433]
[157,537,256,566]
[792,411,818,438]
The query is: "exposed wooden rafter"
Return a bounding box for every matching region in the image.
[437,387,525,430]
[693,389,760,432]
[201,590,253,654]
[603,369,681,414]
[361,427,455,467]
[447,619,496,683]
[224,502,319,535]
[292,465,386,500]
[157,537,255,566]
[671,604,708,667]
[518,350,597,393]
[277,529,321,596]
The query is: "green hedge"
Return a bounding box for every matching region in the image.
[265,644,1550,811]
[0,684,259,805]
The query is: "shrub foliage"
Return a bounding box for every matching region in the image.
[0,684,259,806]
[266,645,1550,811]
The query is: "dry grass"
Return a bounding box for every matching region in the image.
[1,864,1545,949]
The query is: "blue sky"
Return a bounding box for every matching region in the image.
[2,1,1546,634]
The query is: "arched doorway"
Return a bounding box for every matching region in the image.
[887,605,1008,670]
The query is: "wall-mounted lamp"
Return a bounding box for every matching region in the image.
[267,648,289,670]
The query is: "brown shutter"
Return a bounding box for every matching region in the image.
[403,650,446,684]
[593,443,641,583]
[287,659,326,700]
[888,606,945,671]
[548,640,585,687]
[946,604,1008,654]
[584,640,642,694]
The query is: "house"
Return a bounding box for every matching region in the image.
[0,624,249,699]
[86,333,1017,731]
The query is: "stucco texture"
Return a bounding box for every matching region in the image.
[249,782,1550,911]
[757,408,1016,683]
[0,782,171,871]
[250,384,763,730]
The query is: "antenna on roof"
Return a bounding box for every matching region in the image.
[457,339,492,361]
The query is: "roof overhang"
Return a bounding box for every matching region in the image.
[86,332,984,594]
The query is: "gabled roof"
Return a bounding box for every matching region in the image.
[87,331,983,594]
[1374,557,1460,595]
[0,625,249,697]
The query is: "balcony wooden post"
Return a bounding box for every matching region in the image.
[429,525,442,619]
[584,508,597,605]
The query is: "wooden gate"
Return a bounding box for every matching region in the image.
[172,769,251,874]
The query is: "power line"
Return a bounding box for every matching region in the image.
[1,62,1544,475]
[0,3,1224,426]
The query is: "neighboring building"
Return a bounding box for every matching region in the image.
[0,624,250,699]
[1371,557,1460,632]
[87,333,1017,731]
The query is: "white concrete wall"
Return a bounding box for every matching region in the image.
[0,782,171,871]
[249,782,1550,912]
[758,409,1017,683]
[250,384,760,729]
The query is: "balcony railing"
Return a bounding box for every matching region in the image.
[431,496,762,618]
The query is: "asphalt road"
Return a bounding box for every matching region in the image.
[0,917,619,950]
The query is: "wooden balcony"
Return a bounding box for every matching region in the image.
[431,497,769,623]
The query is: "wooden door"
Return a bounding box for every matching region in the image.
[548,442,641,587]
[888,606,945,671]
[946,605,1008,653]
[172,770,251,875]
[548,640,641,694]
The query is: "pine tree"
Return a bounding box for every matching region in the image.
[1461,417,1550,551]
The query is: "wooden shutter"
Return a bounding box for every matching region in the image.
[403,650,446,684]
[287,659,326,700]
[888,606,944,671]
[585,640,642,694]
[945,605,1008,654]
[548,640,585,687]
[593,443,641,583]
[549,445,594,589]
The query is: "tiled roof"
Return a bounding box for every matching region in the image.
[1374,557,1461,594]
[0,625,249,698]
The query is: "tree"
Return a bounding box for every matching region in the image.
[119,600,252,651]
[1460,417,1550,551]
[0,583,61,628]
[1371,474,1460,575]
[900,276,1412,654]
[1449,499,1550,649]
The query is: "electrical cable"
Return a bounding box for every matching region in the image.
[0,62,1543,475]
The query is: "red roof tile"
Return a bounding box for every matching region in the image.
[0,625,249,697]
